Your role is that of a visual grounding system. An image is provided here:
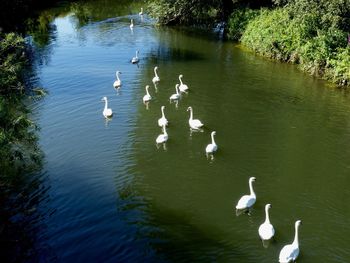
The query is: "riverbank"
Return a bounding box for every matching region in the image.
[147,0,350,88]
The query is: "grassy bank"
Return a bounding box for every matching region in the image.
[227,0,350,87]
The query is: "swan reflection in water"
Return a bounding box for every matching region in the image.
[144,101,150,110]
[156,125,168,150]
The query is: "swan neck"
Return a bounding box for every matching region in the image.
[175,85,179,95]
[189,108,193,120]
[293,224,300,246]
[211,133,216,145]
[179,75,183,85]
[154,68,158,78]
[161,107,165,118]
[249,180,255,197]
[264,206,270,224]
[104,99,108,110]
[146,86,150,96]
[116,72,120,81]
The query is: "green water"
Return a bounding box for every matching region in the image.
[21,0,350,262]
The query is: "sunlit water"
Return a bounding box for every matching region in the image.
[26,1,350,262]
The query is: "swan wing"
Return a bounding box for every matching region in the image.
[156,134,168,144]
[236,195,256,209]
[258,223,275,240]
[143,95,151,102]
[103,109,113,117]
[152,76,160,83]
[158,118,168,127]
[206,144,218,153]
[191,119,203,128]
[279,244,299,263]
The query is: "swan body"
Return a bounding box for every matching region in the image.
[170,84,180,100]
[152,66,160,84]
[258,204,275,240]
[158,106,168,127]
[156,125,168,144]
[102,96,113,118]
[187,106,204,129]
[143,85,152,102]
[139,7,143,15]
[130,19,134,29]
[113,71,122,88]
[279,220,302,263]
[206,131,218,153]
[132,50,139,64]
[236,177,256,210]
[178,74,189,92]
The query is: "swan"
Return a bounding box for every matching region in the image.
[187,106,204,129]
[152,66,160,85]
[139,7,143,15]
[158,106,168,127]
[113,71,122,88]
[130,19,134,30]
[178,74,189,92]
[235,177,256,210]
[131,50,139,64]
[279,220,302,263]
[156,125,168,144]
[258,204,275,240]
[143,85,152,102]
[101,96,113,118]
[206,131,218,153]
[169,84,180,100]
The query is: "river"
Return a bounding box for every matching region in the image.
[22,0,350,262]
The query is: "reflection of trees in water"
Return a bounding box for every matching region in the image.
[0,95,52,262]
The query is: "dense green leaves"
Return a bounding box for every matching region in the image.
[147,0,226,26]
[231,1,350,87]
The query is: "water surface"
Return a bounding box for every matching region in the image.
[27,1,350,262]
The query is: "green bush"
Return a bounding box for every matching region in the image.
[238,4,350,87]
[226,8,260,41]
[0,33,27,95]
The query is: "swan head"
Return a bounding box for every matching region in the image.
[101,96,107,101]
[116,71,121,76]
[145,85,149,90]
[249,177,256,183]
[187,106,192,112]
[179,74,183,78]
[154,66,158,70]
[161,105,165,110]
[211,131,216,136]
[295,220,302,227]
[266,203,272,210]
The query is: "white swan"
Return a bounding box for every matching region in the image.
[156,125,168,144]
[258,204,275,240]
[113,71,122,88]
[131,50,139,64]
[152,66,160,85]
[170,84,180,100]
[206,131,218,153]
[158,106,168,127]
[143,85,152,102]
[130,19,134,30]
[139,7,144,16]
[187,106,204,129]
[235,177,256,210]
[178,74,189,92]
[279,220,302,263]
[101,96,113,118]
